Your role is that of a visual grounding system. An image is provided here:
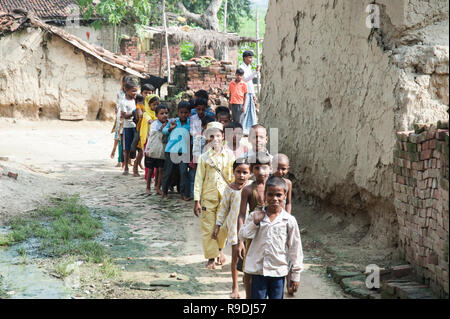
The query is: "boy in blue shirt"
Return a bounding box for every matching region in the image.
[161,101,191,200]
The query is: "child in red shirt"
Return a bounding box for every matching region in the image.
[228,68,247,124]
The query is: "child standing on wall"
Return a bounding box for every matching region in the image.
[194,122,235,270]
[237,153,272,299]
[213,158,251,299]
[119,80,138,175]
[228,68,247,124]
[145,104,169,195]
[240,50,260,136]
[239,176,304,299]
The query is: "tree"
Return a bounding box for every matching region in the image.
[77,0,252,34]
[177,0,252,32]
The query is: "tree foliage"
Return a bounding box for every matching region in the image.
[76,0,252,33]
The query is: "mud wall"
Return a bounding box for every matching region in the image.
[393,122,449,298]
[260,0,449,248]
[0,28,127,121]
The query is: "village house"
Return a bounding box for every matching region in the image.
[0,9,148,121]
[0,0,133,52]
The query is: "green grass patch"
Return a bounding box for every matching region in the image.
[0,233,14,247]
[0,275,7,299]
[6,195,106,263]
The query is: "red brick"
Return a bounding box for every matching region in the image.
[412,161,424,170]
[420,149,432,160]
[429,139,436,149]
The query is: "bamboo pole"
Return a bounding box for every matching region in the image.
[162,0,171,83]
[256,10,260,96]
[223,0,228,61]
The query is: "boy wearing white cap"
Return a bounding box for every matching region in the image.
[194,122,235,269]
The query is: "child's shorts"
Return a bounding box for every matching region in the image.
[123,127,136,151]
[145,157,165,170]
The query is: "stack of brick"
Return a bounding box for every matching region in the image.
[393,121,449,298]
[120,36,181,75]
[173,58,235,92]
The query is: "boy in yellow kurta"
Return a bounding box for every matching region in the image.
[194,122,235,270]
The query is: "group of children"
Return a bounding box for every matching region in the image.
[110,50,303,300]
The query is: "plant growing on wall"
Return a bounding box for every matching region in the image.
[180,41,194,61]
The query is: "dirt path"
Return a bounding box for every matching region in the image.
[0,119,349,299]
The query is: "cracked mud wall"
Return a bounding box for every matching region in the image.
[260,0,449,248]
[0,28,123,121]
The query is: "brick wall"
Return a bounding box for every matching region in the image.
[173,60,235,92]
[120,36,181,75]
[393,121,449,298]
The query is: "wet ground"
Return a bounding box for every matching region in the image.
[0,119,350,299]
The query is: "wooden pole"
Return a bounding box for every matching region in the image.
[256,10,260,96]
[158,32,163,77]
[162,0,171,83]
[223,0,228,61]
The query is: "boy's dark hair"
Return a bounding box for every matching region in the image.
[135,94,144,103]
[225,121,243,130]
[249,152,272,169]
[195,90,209,100]
[155,103,168,115]
[201,115,215,127]
[243,50,254,58]
[178,100,191,111]
[124,79,138,91]
[235,68,245,75]
[194,97,208,108]
[141,84,155,92]
[265,176,288,193]
[233,157,250,171]
[215,106,230,116]
[217,111,231,120]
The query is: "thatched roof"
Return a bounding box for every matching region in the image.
[144,26,260,48]
[0,9,148,78]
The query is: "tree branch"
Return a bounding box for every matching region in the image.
[177,2,202,25]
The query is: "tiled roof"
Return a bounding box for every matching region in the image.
[0,9,148,79]
[0,0,78,20]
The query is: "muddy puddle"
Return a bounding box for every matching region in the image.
[0,227,72,299]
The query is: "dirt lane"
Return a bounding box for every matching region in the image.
[0,119,348,299]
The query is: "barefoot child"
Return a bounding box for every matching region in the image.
[140,94,160,180]
[111,75,131,167]
[228,68,247,124]
[119,80,138,175]
[161,101,191,200]
[145,104,169,195]
[194,122,235,269]
[213,158,251,298]
[131,94,145,176]
[239,176,304,299]
[237,152,272,299]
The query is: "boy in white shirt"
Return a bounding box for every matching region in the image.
[239,176,303,299]
[119,80,138,175]
[145,104,169,195]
